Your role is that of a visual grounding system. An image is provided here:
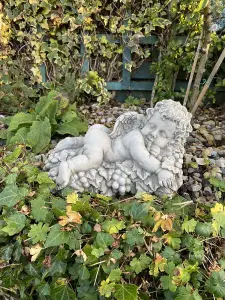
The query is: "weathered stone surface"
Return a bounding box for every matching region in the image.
[193,123,200,130]
[203,186,212,196]
[189,184,202,192]
[44,100,192,196]
[215,158,225,168]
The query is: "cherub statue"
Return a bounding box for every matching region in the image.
[44,100,192,196]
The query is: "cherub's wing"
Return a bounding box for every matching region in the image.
[109,112,146,139]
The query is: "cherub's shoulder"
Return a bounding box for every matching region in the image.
[122,129,144,145]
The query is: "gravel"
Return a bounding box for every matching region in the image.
[78,103,225,203]
[1,102,224,204]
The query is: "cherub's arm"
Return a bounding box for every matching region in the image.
[123,130,161,173]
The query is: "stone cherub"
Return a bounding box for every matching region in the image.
[44,100,192,196]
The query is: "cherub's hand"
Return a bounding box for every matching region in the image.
[150,145,161,157]
[157,170,175,189]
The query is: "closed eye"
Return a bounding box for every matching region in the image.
[160,130,167,138]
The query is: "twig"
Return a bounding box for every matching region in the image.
[90,260,107,267]
[191,47,225,114]
[183,30,203,107]
[188,3,212,110]
[150,45,162,108]
[172,200,194,206]
[94,264,101,286]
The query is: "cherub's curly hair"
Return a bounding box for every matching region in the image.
[146,99,192,153]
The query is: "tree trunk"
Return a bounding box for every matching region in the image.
[188,3,212,110]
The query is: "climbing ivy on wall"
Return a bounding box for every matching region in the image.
[0,0,225,113]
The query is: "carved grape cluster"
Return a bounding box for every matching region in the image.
[107,169,132,195]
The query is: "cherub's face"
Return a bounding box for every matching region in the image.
[141,111,176,149]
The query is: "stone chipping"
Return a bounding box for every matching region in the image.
[77,103,225,203]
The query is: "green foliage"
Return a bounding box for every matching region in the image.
[205,271,225,298]
[76,71,111,105]
[1,0,225,113]
[124,96,145,108]
[5,90,87,153]
[0,144,225,299]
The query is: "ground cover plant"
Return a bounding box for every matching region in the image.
[0,144,225,300]
[0,0,225,299]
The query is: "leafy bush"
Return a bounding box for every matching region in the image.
[1,0,225,113]
[0,146,225,300]
[76,71,111,105]
[2,91,87,153]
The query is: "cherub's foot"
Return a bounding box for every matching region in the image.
[56,176,70,190]
[54,137,84,153]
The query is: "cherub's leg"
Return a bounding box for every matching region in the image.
[54,137,84,153]
[56,147,104,189]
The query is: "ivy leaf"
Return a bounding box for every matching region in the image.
[125,228,144,247]
[27,118,51,154]
[0,185,27,207]
[130,254,151,274]
[45,224,70,248]
[22,165,40,183]
[162,247,182,264]
[209,177,225,192]
[31,196,49,222]
[108,268,122,282]
[114,284,138,300]
[205,270,225,298]
[91,247,105,258]
[182,218,197,233]
[102,218,126,234]
[195,222,213,237]
[37,283,51,296]
[77,285,98,300]
[2,212,26,236]
[4,174,18,185]
[111,249,123,260]
[78,265,90,281]
[175,285,202,300]
[52,197,67,217]
[195,0,209,12]
[149,254,167,277]
[164,262,176,275]
[99,280,115,298]
[67,231,81,250]
[129,202,152,221]
[49,260,67,275]
[66,193,79,204]
[219,258,225,269]
[162,232,181,250]
[28,223,49,244]
[95,232,114,250]
[58,205,82,226]
[24,263,40,278]
[37,172,55,185]
[0,245,14,262]
[30,244,43,262]
[161,275,177,293]
[50,284,77,300]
